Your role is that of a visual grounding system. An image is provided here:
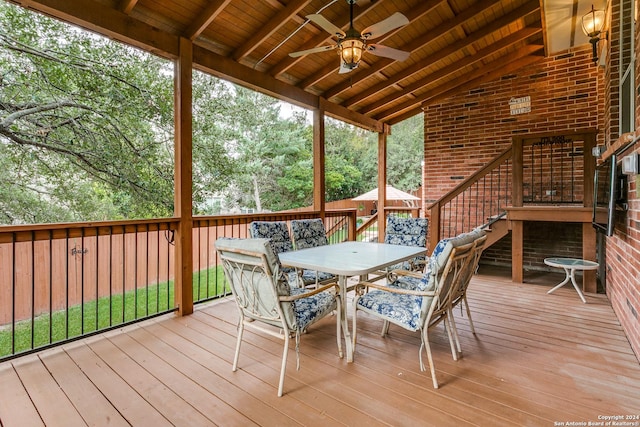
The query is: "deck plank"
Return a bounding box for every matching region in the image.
[0,363,44,427]
[39,348,130,427]
[1,267,638,427]
[12,354,86,426]
[65,341,173,427]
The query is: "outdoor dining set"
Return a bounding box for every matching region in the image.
[215,217,487,396]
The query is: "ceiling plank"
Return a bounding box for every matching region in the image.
[425,54,544,106]
[17,0,180,58]
[360,27,542,115]
[193,45,383,132]
[375,45,544,122]
[323,0,506,101]
[347,24,542,111]
[232,0,311,61]
[185,0,232,41]
[268,0,383,78]
[118,0,138,14]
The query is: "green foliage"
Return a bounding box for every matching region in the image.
[0,2,424,222]
[0,3,177,222]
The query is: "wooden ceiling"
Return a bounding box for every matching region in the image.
[11,0,545,130]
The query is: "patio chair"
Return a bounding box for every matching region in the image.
[249,221,333,288]
[383,216,428,276]
[352,232,477,388]
[385,229,487,357]
[215,237,341,397]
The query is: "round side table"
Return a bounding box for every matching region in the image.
[544,257,599,304]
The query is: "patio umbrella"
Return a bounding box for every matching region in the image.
[352,185,420,201]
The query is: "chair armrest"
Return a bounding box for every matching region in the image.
[388,269,423,279]
[279,281,340,302]
[355,281,434,297]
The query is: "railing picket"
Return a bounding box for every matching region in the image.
[30,232,35,350]
[49,230,53,344]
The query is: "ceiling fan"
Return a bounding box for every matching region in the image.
[289,0,410,74]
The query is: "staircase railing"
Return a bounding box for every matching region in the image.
[428,147,513,250]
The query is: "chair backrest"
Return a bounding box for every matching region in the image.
[384,216,428,248]
[451,231,487,303]
[423,238,476,325]
[414,230,479,321]
[215,238,297,330]
[248,221,294,255]
[290,219,328,249]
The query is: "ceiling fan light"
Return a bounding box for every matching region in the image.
[340,38,364,69]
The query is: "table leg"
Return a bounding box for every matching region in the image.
[338,275,354,362]
[547,267,587,303]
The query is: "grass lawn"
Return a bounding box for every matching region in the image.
[0,266,228,358]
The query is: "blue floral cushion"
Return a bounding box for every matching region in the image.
[389,274,425,290]
[384,216,428,247]
[384,216,428,270]
[291,219,329,249]
[249,221,294,255]
[356,290,431,332]
[293,288,337,330]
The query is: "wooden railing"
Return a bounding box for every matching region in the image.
[428,147,513,250]
[428,131,594,251]
[0,210,357,361]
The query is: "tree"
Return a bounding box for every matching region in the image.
[221,87,311,212]
[387,114,424,193]
[0,3,176,222]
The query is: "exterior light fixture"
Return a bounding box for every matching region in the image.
[581,4,606,63]
[339,36,364,70]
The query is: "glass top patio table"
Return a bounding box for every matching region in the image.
[544,257,599,304]
[279,241,426,362]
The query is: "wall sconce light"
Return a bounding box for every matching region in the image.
[581,4,606,63]
[339,37,364,70]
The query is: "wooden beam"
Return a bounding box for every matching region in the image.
[118,0,138,14]
[185,0,231,41]
[194,45,383,131]
[358,27,542,114]
[322,0,502,99]
[506,207,594,222]
[18,0,180,59]
[233,0,310,61]
[174,37,194,316]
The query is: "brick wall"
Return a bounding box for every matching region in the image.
[600,0,640,362]
[482,222,583,271]
[422,44,602,272]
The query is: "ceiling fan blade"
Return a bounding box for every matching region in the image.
[366,44,410,61]
[289,44,337,58]
[361,12,409,39]
[306,14,346,38]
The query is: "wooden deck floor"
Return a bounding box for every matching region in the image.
[1,267,639,427]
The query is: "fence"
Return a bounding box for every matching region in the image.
[0,210,357,361]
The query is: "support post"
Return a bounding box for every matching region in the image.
[511,137,524,283]
[174,37,193,316]
[377,127,389,242]
[313,109,326,219]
